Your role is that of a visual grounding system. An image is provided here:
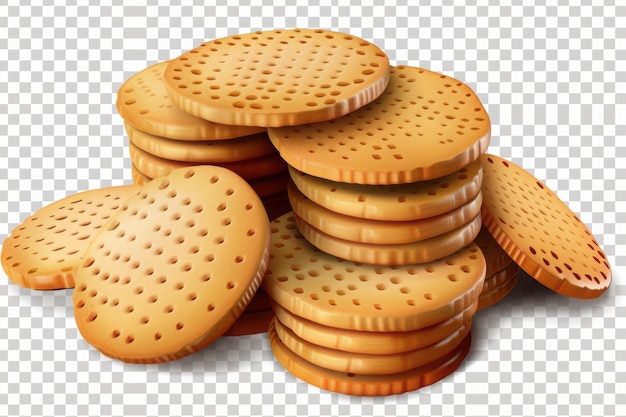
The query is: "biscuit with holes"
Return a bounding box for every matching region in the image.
[269,318,472,396]
[288,160,483,221]
[125,123,276,163]
[481,262,520,295]
[117,61,264,140]
[273,301,476,355]
[129,141,287,181]
[480,154,611,299]
[289,181,483,245]
[294,212,482,265]
[163,28,390,127]
[72,166,270,363]
[261,213,486,332]
[1,185,141,290]
[269,65,490,184]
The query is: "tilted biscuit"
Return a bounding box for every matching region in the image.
[163,28,391,127]
[289,181,483,245]
[288,159,483,221]
[129,141,287,181]
[116,61,264,140]
[294,212,482,265]
[480,154,611,299]
[125,123,276,163]
[2,185,141,290]
[72,166,270,363]
[272,301,477,355]
[261,213,486,332]
[269,65,490,184]
[269,318,472,396]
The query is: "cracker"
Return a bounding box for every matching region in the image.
[294,212,482,265]
[274,315,471,375]
[289,181,483,244]
[129,141,287,180]
[72,166,270,363]
[288,160,483,221]
[269,318,472,396]
[269,65,490,184]
[473,226,514,277]
[481,262,520,294]
[480,154,611,299]
[125,123,276,163]
[477,271,519,311]
[222,309,274,336]
[272,301,477,355]
[131,163,152,186]
[116,61,264,140]
[163,29,390,127]
[261,213,486,332]
[1,185,141,290]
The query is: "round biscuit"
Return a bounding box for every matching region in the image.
[261,213,486,332]
[72,166,270,363]
[163,28,391,127]
[272,301,477,355]
[116,61,264,140]
[131,163,152,186]
[1,185,141,290]
[269,318,472,396]
[269,65,490,184]
[477,271,519,311]
[481,262,520,294]
[294,212,482,265]
[288,159,483,221]
[129,141,287,180]
[125,123,276,163]
[474,226,514,277]
[289,181,483,245]
[480,154,611,299]
[274,315,471,375]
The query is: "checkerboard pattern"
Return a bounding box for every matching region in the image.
[1,2,624,416]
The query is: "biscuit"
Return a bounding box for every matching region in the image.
[261,213,486,332]
[129,141,287,181]
[125,123,276,163]
[288,159,483,221]
[273,301,476,355]
[268,65,490,184]
[131,163,151,186]
[163,29,391,127]
[480,154,611,299]
[2,185,141,290]
[473,226,514,277]
[72,166,270,363]
[294,212,482,265]
[273,315,471,375]
[477,271,519,311]
[116,61,264,140]
[222,309,274,337]
[481,262,520,294]
[269,318,472,396]
[289,181,483,245]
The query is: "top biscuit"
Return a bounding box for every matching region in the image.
[163,29,391,127]
[269,65,491,184]
[117,61,265,140]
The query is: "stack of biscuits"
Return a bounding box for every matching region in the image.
[1,28,612,393]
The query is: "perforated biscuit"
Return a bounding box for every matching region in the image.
[269,319,472,396]
[2,185,141,290]
[289,181,483,245]
[273,301,477,355]
[288,160,483,221]
[125,123,276,163]
[129,141,287,181]
[269,65,490,184]
[295,213,482,265]
[474,226,514,277]
[477,271,519,312]
[131,164,152,186]
[72,166,270,363]
[116,61,264,140]
[274,315,471,375]
[480,154,611,299]
[163,29,390,127]
[261,213,486,332]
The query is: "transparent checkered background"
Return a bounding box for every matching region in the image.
[1,2,624,416]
